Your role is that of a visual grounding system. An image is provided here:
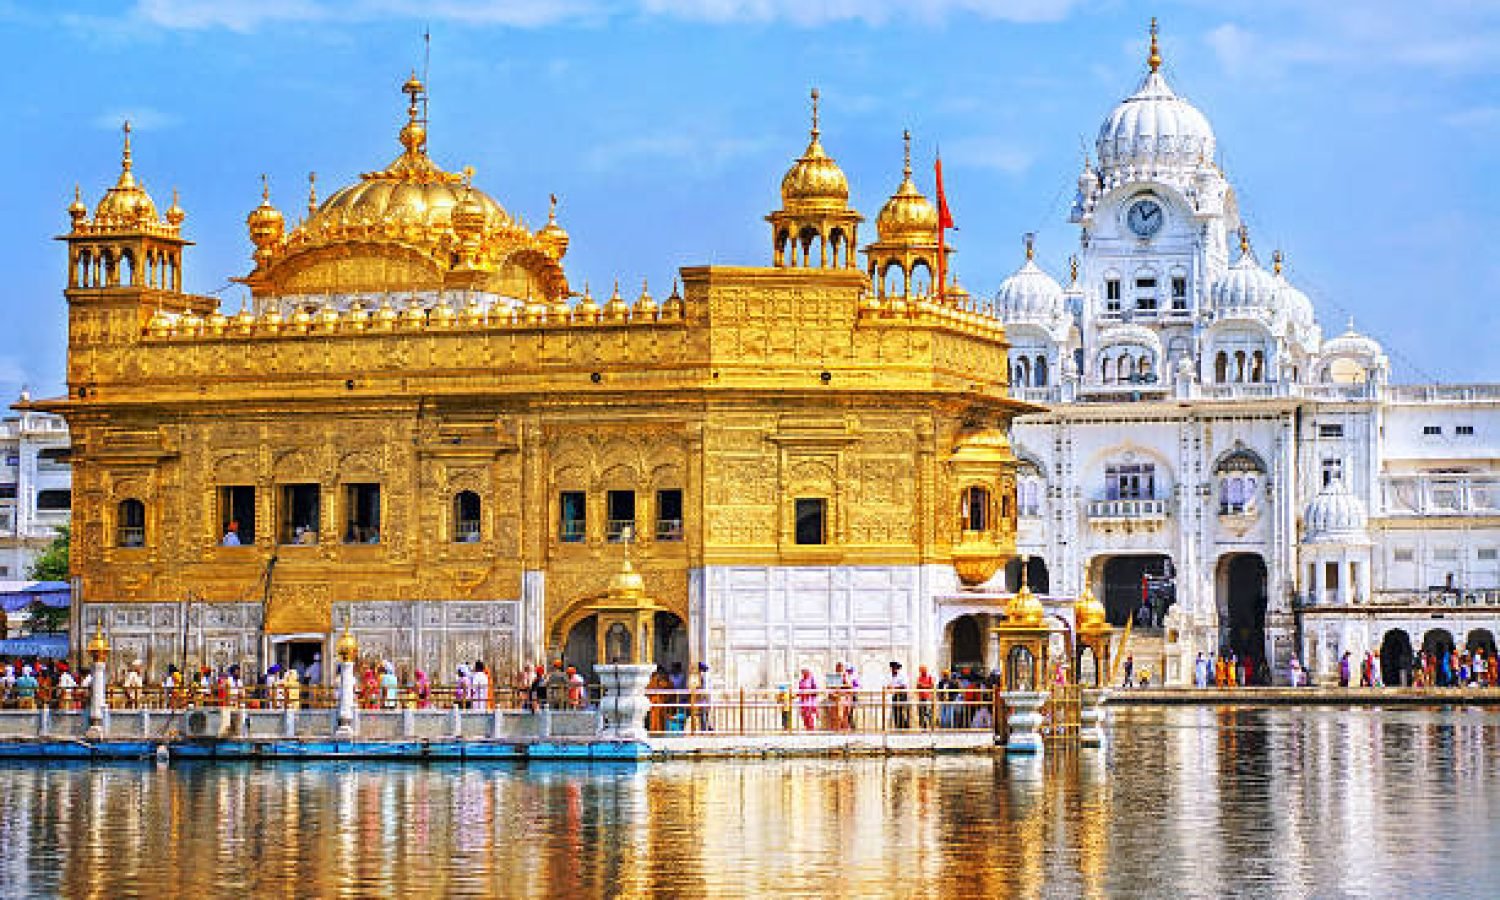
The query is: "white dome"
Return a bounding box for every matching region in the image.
[1096,71,1216,177]
[1321,324,1383,360]
[1303,478,1369,543]
[1276,274,1316,331]
[997,257,1066,323]
[1210,251,1278,319]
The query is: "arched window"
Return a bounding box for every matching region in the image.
[960,485,991,532]
[117,499,146,548]
[1035,356,1048,387]
[1215,447,1266,514]
[1101,356,1114,384]
[1016,356,1031,387]
[1251,350,1265,383]
[1215,352,1228,383]
[453,491,481,543]
[1234,350,1247,383]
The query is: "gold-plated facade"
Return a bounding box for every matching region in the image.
[41,77,1029,678]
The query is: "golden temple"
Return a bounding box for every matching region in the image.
[38,78,1027,686]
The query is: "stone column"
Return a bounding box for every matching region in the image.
[85,625,110,741]
[596,663,655,741]
[1080,688,1109,748]
[334,627,359,741]
[1001,690,1047,754]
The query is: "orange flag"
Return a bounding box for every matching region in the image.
[935,155,954,302]
[935,155,955,230]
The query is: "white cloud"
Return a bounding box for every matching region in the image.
[637,0,1079,27]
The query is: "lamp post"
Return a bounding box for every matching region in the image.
[334,615,359,740]
[86,621,110,740]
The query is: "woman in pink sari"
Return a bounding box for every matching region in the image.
[414,670,431,709]
[797,668,819,731]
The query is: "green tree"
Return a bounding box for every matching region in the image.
[27,524,69,581]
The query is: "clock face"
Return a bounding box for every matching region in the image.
[1127,199,1164,238]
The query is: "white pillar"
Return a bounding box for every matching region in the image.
[1310,557,1323,606]
[335,660,357,740]
[86,659,107,741]
[1338,552,1351,606]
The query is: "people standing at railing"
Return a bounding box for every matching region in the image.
[667,662,688,723]
[647,665,671,731]
[284,668,302,710]
[1121,655,1135,690]
[122,660,143,708]
[471,661,491,709]
[887,662,910,730]
[414,670,432,709]
[915,665,935,729]
[845,665,861,731]
[797,668,818,731]
[691,662,714,732]
[566,666,587,709]
[56,665,77,710]
[13,665,37,709]
[935,670,954,728]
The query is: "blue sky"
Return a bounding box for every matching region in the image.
[2,0,1496,399]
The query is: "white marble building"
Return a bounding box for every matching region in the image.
[0,407,71,580]
[988,32,1500,685]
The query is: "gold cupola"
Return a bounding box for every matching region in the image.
[536,194,570,259]
[768,88,863,269]
[865,130,949,300]
[94,122,161,228]
[575,283,601,323]
[67,185,88,229]
[246,175,286,262]
[242,73,569,302]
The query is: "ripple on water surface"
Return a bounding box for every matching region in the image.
[0,705,1496,898]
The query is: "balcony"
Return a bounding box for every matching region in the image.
[559,520,586,544]
[1086,498,1168,527]
[655,518,683,542]
[606,519,636,543]
[1367,589,1500,608]
[1381,476,1500,517]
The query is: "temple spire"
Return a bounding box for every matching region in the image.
[810,87,820,140]
[902,128,912,180]
[1148,17,1162,73]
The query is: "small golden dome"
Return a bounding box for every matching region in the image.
[1006,581,1045,628]
[603,281,630,322]
[347,300,370,331]
[661,280,684,320]
[258,306,284,333]
[400,303,427,328]
[316,305,341,332]
[461,296,485,327]
[247,176,285,249]
[549,293,571,323]
[451,183,487,238]
[1075,581,1107,632]
[780,89,850,213]
[179,311,204,336]
[536,194,570,259]
[576,284,601,323]
[609,558,647,600]
[147,309,174,338]
[633,280,658,319]
[165,188,186,227]
[67,184,88,227]
[206,310,229,335]
[87,623,110,662]
[430,302,457,328]
[289,306,314,332]
[876,131,939,244]
[336,626,359,664]
[233,303,257,334]
[373,298,399,329]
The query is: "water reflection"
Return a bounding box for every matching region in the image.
[0,707,1496,897]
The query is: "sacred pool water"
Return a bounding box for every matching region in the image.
[0,706,1494,897]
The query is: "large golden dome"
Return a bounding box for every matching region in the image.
[243,74,568,301]
[780,91,850,212]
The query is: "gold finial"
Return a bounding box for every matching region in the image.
[902,129,912,179]
[307,171,318,214]
[1273,248,1283,275]
[260,173,270,203]
[1238,224,1250,257]
[1148,17,1162,73]
[548,192,558,223]
[1023,232,1035,261]
[810,87,820,139]
[1020,554,1031,591]
[1070,254,1079,284]
[121,120,133,172]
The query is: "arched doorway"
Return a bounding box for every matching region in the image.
[1004,557,1051,594]
[563,615,599,683]
[1221,554,1268,677]
[1100,555,1174,628]
[1466,628,1497,659]
[654,611,689,675]
[949,616,984,672]
[1380,629,1413,686]
[1423,629,1456,685]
